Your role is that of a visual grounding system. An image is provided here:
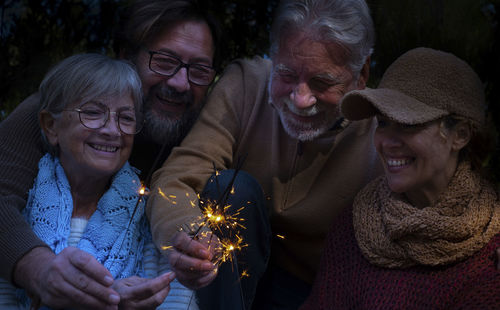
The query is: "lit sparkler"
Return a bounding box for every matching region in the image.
[163,156,250,309]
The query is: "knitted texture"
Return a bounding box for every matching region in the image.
[0,94,48,281]
[353,161,500,268]
[341,48,485,127]
[300,206,500,310]
[24,154,150,278]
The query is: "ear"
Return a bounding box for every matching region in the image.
[355,56,370,90]
[39,110,59,146]
[451,121,471,151]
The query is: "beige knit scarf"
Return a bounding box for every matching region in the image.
[353,161,500,268]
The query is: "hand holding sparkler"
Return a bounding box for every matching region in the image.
[168,231,219,289]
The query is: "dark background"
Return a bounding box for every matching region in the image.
[1,0,499,179]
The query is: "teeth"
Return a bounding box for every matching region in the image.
[90,144,118,152]
[387,158,412,167]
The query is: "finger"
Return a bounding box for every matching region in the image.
[28,249,118,309]
[169,249,215,273]
[197,232,221,260]
[125,272,176,301]
[59,269,120,308]
[57,251,120,305]
[42,277,119,310]
[130,285,171,310]
[66,247,114,286]
[193,268,218,288]
[172,232,211,259]
[176,266,217,290]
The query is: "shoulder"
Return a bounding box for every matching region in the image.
[216,56,272,88]
[0,92,40,131]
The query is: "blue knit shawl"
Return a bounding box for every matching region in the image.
[23,154,150,279]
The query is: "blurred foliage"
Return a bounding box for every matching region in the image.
[1,0,499,181]
[0,0,279,119]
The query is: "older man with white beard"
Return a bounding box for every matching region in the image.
[148,0,381,309]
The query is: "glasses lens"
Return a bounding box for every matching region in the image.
[118,109,140,134]
[78,102,107,129]
[150,53,179,76]
[189,65,215,86]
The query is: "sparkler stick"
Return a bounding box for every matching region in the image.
[108,183,147,272]
[108,140,170,271]
[197,155,249,309]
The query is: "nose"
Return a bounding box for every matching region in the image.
[166,67,191,93]
[100,112,121,136]
[290,83,316,109]
[377,129,403,149]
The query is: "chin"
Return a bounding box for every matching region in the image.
[280,116,327,141]
[386,179,409,194]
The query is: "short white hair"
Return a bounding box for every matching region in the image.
[270,0,375,76]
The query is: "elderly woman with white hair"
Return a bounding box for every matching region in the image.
[0,54,198,310]
[301,47,500,309]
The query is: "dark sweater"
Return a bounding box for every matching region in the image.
[300,206,500,310]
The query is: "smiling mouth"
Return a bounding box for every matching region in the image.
[156,95,185,106]
[89,143,118,153]
[387,158,413,167]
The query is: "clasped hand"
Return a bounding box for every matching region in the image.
[15,246,174,310]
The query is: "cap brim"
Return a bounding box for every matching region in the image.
[341,88,449,125]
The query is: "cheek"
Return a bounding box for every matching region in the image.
[318,88,346,109]
[270,79,292,105]
[373,131,383,153]
[121,136,134,157]
[134,61,158,96]
[140,73,161,97]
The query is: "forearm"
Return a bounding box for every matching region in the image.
[0,197,49,282]
[0,93,47,281]
[12,246,54,293]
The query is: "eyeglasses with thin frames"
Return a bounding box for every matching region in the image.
[148,50,216,86]
[64,101,143,135]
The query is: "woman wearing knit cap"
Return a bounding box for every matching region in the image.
[301,47,500,309]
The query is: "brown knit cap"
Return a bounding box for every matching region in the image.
[341,47,485,126]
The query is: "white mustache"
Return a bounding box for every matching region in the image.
[283,98,321,117]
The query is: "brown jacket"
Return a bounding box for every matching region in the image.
[148,57,382,283]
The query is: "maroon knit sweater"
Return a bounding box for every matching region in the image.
[300,206,500,310]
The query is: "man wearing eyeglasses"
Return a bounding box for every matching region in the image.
[0,1,220,309]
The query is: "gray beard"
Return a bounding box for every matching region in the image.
[141,106,201,147]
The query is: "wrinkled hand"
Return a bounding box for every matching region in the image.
[14,246,120,310]
[168,231,219,289]
[112,272,175,310]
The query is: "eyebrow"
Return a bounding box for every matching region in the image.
[153,48,213,66]
[274,64,346,83]
[314,73,344,83]
[274,63,293,72]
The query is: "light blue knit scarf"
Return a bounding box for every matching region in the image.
[23,154,150,279]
